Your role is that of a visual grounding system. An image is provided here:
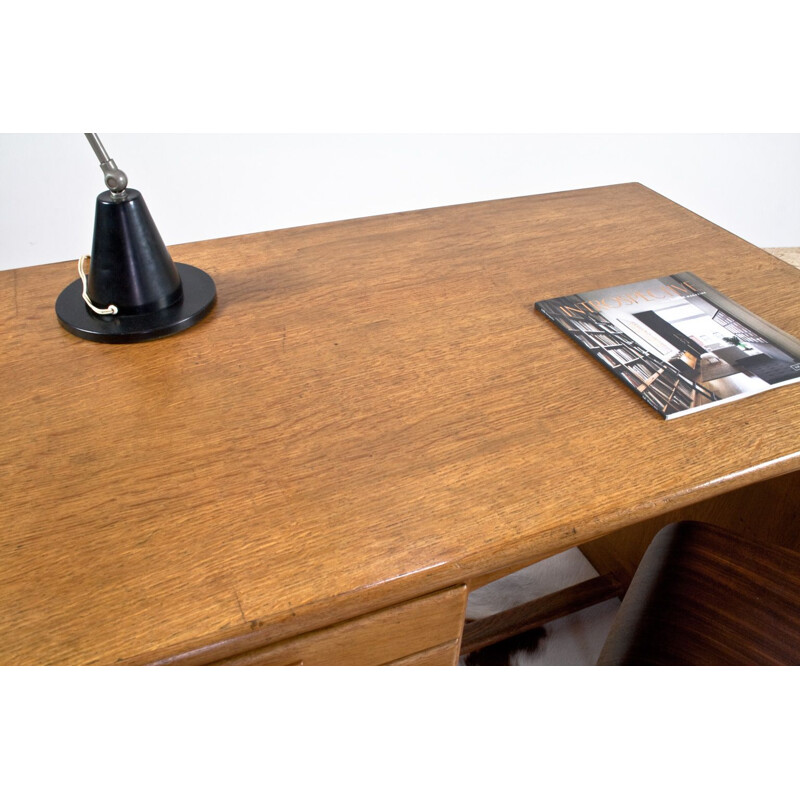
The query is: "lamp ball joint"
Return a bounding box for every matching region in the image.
[105,168,128,193]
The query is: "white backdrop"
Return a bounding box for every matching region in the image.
[1,133,798,272]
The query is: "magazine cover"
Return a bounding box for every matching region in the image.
[535,272,800,419]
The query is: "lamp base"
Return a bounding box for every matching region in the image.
[56,263,216,343]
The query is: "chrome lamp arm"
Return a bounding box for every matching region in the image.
[84,132,128,199]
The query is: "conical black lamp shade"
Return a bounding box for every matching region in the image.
[56,189,216,343]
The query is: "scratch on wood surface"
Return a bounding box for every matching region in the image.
[234,588,247,624]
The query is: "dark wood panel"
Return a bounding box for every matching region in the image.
[598,521,800,665]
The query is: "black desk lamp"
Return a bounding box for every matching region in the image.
[55,133,216,343]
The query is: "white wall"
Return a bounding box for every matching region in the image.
[1,133,798,272]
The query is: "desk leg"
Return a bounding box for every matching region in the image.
[580,469,800,588]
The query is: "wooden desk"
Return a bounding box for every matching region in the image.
[2,183,799,665]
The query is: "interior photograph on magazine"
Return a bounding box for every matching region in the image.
[536,272,800,419]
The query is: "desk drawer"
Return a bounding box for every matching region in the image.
[216,585,467,666]
[387,640,461,666]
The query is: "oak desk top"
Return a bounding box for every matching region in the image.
[2,183,799,665]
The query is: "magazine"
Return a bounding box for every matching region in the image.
[535,272,800,419]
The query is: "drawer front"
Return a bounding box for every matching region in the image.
[216,585,467,666]
[387,640,461,666]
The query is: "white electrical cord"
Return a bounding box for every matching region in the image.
[78,255,118,315]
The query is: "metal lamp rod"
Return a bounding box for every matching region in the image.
[84,133,128,199]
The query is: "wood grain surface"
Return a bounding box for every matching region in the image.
[388,641,461,666]
[213,585,466,665]
[1,183,799,665]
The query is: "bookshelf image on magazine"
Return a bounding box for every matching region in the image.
[535,272,800,419]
